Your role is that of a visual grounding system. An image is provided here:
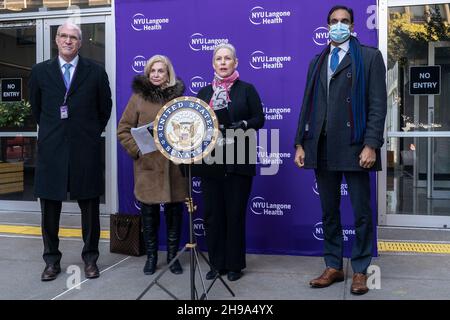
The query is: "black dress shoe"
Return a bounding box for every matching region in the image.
[227,271,243,281]
[41,264,61,281]
[206,269,227,280]
[169,259,183,275]
[84,263,100,279]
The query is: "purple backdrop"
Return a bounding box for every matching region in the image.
[115,0,379,256]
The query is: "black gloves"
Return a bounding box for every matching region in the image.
[228,120,247,130]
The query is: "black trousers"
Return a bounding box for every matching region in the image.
[40,197,100,266]
[314,136,373,273]
[201,174,253,272]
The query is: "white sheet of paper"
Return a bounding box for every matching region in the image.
[130,122,157,155]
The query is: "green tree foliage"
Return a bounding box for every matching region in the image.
[388,7,450,68]
[0,100,31,128]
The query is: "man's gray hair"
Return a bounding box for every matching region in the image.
[57,22,82,40]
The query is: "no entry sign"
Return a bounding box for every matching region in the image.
[409,66,441,95]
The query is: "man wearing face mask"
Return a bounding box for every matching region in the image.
[294,6,387,295]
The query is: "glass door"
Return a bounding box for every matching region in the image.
[0,14,115,214]
[0,19,42,211]
[43,16,115,214]
[379,0,450,228]
[429,42,450,199]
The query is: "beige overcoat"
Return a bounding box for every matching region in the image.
[117,76,188,204]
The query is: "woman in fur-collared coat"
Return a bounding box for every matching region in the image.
[117,55,187,275]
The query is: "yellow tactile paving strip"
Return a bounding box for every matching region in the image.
[0,224,110,239]
[378,241,450,254]
[1,224,449,254]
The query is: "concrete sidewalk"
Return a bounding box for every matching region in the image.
[0,211,449,300]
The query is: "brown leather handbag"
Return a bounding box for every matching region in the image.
[110,213,145,256]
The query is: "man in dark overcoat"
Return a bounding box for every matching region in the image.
[294,6,387,295]
[29,22,112,281]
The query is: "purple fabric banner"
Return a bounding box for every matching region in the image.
[115,0,379,256]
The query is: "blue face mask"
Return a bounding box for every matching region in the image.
[329,22,351,43]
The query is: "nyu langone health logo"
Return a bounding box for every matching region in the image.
[189,33,229,52]
[256,146,291,166]
[263,103,292,121]
[312,180,348,196]
[193,218,205,237]
[189,76,209,95]
[131,13,169,31]
[312,26,330,46]
[192,177,202,194]
[132,55,147,73]
[250,196,292,216]
[313,221,355,241]
[249,6,291,25]
[250,51,292,70]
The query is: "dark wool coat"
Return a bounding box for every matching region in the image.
[191,79,265,177]
[294,44,387,171]
[117,76,188,205]
[29,56,112,200]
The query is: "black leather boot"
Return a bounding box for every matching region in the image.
[141,203,160,275]
[165,202,183,274]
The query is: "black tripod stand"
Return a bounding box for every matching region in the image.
[136,164,235,300]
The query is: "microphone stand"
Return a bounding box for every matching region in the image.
[137,163,234,300]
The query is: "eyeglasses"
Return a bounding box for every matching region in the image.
[57,33,80,41]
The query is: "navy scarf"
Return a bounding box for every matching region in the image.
[300,37,366,144]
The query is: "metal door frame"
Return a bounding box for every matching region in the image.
[378,0,450,227]
[0,8,117,215]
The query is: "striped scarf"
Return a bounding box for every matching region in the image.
[300,37,366,144]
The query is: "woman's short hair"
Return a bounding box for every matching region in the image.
[212,43,237,62]
[144,55,177,87]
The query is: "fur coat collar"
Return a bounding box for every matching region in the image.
[132,75,185,103]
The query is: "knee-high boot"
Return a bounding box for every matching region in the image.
[141,203,160,275]
[165,202,183,274]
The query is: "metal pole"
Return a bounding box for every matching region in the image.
[188,164,195,300]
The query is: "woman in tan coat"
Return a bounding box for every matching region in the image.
[117,55,187,275]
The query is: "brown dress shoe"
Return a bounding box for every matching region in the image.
[351,273,369,295]
[41,264,61,281]
[84,263,100,279]
[309,267,345,288]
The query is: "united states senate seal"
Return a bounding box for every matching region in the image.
[153,96,219,164]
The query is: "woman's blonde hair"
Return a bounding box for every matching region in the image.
[144,55,177,87]
[212,43,237,62]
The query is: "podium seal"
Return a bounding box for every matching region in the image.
[153,96,219,164]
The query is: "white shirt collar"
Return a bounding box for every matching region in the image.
[330,39,350,54]
[58,55,79,68]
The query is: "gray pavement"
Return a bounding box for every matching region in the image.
[0,211,449,300]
